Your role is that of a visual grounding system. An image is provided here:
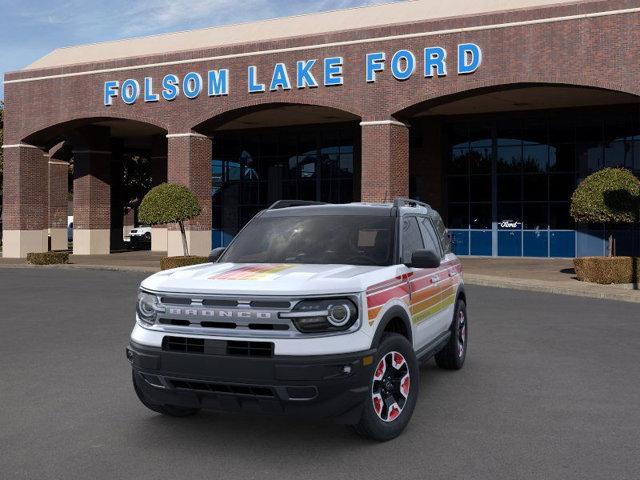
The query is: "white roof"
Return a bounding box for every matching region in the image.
[26,0,587,70]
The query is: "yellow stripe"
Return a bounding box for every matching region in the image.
[412,294,455,324]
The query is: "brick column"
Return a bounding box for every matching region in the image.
[72,127,112,255]
[48,158,69,251]
[1,144,49,258]
[166,133,212,256]
[360,120,410,202]
[150,134,168,252]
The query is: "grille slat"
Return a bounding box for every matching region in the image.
[168,379,274,397]
[162,337,274,357]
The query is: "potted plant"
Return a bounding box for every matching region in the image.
[570,168,640,284]
[138,183,209,270]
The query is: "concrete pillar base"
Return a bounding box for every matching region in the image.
[73,229,110,255]
[2,230,48,258]
[167,230,211,257]
[49,228,68,251]
[151,227,168,252]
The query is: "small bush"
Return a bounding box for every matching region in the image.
[574,256,640,284]
[160,256,209,270]
[27,251,70,265]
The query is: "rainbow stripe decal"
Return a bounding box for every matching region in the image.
[209,264,294,281]
[366,260,462,326]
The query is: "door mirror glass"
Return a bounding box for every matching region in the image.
[407,249,441,269]
[208,247,226,263]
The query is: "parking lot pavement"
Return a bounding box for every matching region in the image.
[1,268,639,480]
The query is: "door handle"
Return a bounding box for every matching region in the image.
[430,275,440,284]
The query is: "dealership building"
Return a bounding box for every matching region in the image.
[3,0,640,258]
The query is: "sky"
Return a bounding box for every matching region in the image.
[0,0,401,100]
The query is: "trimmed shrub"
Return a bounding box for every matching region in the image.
[570,168,640,224]
[574,256,640,284]
[139,183,202,256]
[27,251,70,265]
[160,256,209,271]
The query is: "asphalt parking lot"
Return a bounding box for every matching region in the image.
[1,268,639,480]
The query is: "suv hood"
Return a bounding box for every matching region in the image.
[141,262,394,296]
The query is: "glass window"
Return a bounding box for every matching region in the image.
[604,140,632,168]
[523,204,548,229]
[523,175,548,202]
[447,176,469,203]
[419,217,443,258]
[523,145,548,173]
[549,144,575,173]
[550,202,573,229]
[402,217,425,264]
[431,213,452,254]
[447,204,469,229]
[498,175,521,201]
[498,203,522,230]
[470,203,492,230]
[449,148,469,174]
[470,147,492,173]
[549,174,576,201]
[497,145,522,173]
[470,175,492,202]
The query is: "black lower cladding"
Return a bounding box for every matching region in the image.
[128,340,377,423]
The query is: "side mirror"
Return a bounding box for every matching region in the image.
[208,247,226,263]
[408,249,441,269]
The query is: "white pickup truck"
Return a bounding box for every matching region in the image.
[127,198,467,441]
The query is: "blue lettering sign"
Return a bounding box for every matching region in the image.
[144,77,159,102]
[390,50,415,81]
[366,52,385,83]
[183,72,203,99]
[161,74,179,101]
[458,43,482,74]
[424,47,447,77]
[248,66,265,93]
[324,57,343,86]
[104,81,119,106]
[270,63,292,91]
[121,79,140,104]
[296,60,318,89]
[208,69,229,96]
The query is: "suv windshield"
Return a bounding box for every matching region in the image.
[221,215,396,266]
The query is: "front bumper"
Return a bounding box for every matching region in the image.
[127,341,376,423]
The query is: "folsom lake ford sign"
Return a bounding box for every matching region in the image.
[103,43,482,106]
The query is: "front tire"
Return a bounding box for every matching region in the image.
[351,333,419,441]
[132,371,200,417]
[435,299,468,370]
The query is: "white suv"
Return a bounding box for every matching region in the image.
[127,198,467,441]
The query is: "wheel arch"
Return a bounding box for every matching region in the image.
[371,305,413,348]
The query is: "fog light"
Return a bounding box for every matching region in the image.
[362,355,374,366]
[342,365,352,375]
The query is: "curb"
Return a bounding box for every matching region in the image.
[0,263,159,273]
[464,273,640,304]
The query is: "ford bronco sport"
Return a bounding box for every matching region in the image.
[128,198,467,441]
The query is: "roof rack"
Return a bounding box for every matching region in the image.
[392,197,432,210]
[268,200,327,210]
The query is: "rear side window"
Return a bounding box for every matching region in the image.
[401,217,425,264]
[431,213,451,254]
[419,217,443,258]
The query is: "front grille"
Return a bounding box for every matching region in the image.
[227,341,273,357]
[169,379,274,397]
[162,336,274,357]
[163,336,204,353]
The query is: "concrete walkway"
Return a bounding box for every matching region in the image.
[1,251,639,303]
[461,257,640,303]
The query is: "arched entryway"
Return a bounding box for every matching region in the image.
[3,117,167,257]
[194,103,361,247]
[397,84,640,258]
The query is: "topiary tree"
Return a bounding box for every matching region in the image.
[138,183,202,256]
[570,168,640,256]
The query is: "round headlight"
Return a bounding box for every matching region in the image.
[137,291,160,325]
[327,303,352,327]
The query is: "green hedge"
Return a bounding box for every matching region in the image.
[27,251,70,265]
[574,256,640,284]
[160,256,209,270]
[570,168,640,224]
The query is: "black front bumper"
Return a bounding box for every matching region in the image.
[127,341,376,423]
